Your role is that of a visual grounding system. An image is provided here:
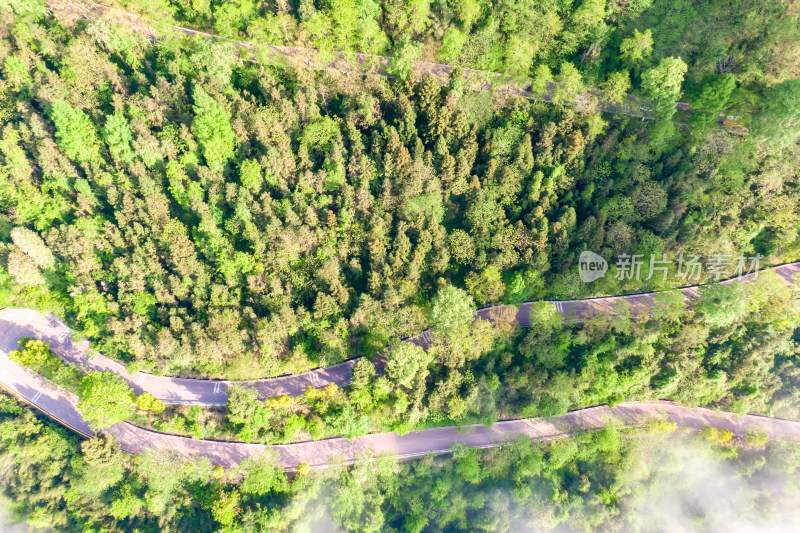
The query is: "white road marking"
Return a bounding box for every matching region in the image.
[213,382,221,394]
[136,374,145,386]
[309,372,319,384]
[31,392,42,403]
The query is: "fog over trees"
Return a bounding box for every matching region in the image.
[0,0,799,530]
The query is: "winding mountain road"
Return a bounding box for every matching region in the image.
[1,262,799,468]
[1,262,797,406]
[0,1,782,471]
[3,359,800,469]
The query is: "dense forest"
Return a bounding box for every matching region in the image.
[2,0,800,530]
[106,0,800,88]
[221,271,800,444]
[1,1,799,379]
[8,267,800,446]
[2,391,800,532]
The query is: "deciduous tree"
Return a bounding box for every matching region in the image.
[429,285,476,332]
[77,371,137,429]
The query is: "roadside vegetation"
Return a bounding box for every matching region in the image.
[2,391,799,532]
[83,0,800,90]
[1,0,800,531]
[225,270,800,444]
[12,267,800,446]
[1,3,798,380]
[10,337,166,429]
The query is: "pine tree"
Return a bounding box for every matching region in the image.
[50,100,100,163]
[103,112,135,163]
[191,86,236,171]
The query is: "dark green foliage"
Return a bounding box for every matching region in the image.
[0,8,798,383]
[4,392,800,532]
[754,79,800,144]
[225,385,272,442]
[690,73,736,112]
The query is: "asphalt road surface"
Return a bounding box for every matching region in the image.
[2,347,799,470]
[1,262,798,406]
[1,262,799,468]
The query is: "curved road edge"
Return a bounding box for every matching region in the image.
[2,352,800,470]
[1,262,798,405]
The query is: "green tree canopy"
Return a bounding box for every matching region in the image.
[9,338,60,373]
[70,434,127,497]
[239,453,289,496]
[754,79,800,144]
[211,488,242,527]
[602,71,631,105]
[551,62,584,105]
[10,227,55,269]
[350,357,377,389]
[620,28,653,63]
[385,342,431,388]
[386,37,420,79]
[49,100,100,163]
[225,385,260,426]
[102,112,135,163]
[641,57,687,118]
[695,282,748,330]
[429,285,477,332]
[191,86,236,171]
[690,73,736,112]
[531,64,553,95]
[77,371,136,429]
[136,392,165,414]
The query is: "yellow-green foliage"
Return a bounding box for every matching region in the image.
[9,337,84,391]
[647,420,678,434]
[135,392,165,414]
[700,426,738,444]
[264,395,295,411]
[745,429,769,447]
[9,338,60,372]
